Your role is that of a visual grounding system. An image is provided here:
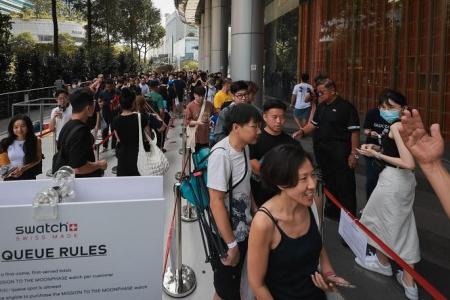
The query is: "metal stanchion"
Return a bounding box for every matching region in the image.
[162,183,196,297]
[178,123,198,222]
[46,130,57,177]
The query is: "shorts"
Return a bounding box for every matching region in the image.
[213,238,248,300]
[294,107,312,121]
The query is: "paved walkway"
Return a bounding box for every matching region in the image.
[11,110,450,299]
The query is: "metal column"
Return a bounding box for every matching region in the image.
[230,0,264,106]
[204,0,212,72]
[211,0,230,74]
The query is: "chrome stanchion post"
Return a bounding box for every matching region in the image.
[46,131,57,177]
[181,146,197,222]
[163,183,196,297]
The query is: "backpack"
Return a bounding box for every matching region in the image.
[179,146,248,269]
[52,123,84,174]
[179,147,247,209]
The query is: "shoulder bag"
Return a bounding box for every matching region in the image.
[137,113,170,176]
[186,99,206,150]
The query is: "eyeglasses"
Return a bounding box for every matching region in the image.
[234,92,249,99]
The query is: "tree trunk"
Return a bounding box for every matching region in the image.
[106,0,111,48]
[87,0,92,52]
[51,0,59,57]
[143,41,147,63]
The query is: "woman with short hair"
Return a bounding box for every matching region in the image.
[248,144,350,300]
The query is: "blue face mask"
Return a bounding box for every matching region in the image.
[380,110,400,123]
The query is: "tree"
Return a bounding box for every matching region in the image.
[181,60,199,71]
[0,14,13,92]
[51,0,59,57]
[10,32,36,54]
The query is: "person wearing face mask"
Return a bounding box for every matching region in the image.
[362,96,391,201]
[356,90,419,300]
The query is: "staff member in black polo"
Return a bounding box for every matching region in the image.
[293,78,360,219]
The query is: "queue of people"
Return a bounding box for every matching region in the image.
[1,69,449,300]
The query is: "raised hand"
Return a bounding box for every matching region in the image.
[399,109,444,165]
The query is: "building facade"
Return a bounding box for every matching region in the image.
[176,0,450,140]
[0,0,32,14]
[11,18,85,45]
[163,11,199,66]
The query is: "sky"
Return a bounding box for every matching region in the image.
[152,0,176,25]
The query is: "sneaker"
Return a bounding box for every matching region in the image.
[101,148,108,153]
[355,253,393,276]
[396,271,418,300]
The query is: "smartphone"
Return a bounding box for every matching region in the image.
[326,277,356,289]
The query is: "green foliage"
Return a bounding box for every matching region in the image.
[10,32,36,54]
[0,14,13,92]
[0,0,165,93]
[181,60,199,71]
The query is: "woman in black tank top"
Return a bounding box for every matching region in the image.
[248,144,350,300]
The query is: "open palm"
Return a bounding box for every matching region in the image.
[400,109,444,164]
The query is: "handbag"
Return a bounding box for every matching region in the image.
[186,99,206,150]
[136,113,170,176]
[0,152,10,166]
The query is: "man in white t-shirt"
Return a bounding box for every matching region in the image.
[139,78,150,95]
[49,89,72,141]
[207,103,262,300]
[290,73,314,128]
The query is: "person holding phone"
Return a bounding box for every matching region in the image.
[248,144,352,300]
[356,90,419,300]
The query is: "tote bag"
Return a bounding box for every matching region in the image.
[186,99,206,150]
[136,113,170,176]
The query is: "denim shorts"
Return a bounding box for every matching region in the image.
[294,106,312,121]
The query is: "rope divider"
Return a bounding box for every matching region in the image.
[323,188,447,300]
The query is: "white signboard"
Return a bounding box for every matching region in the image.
[0,176,165,300]
[338,209,367,263]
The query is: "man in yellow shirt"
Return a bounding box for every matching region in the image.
[213,78,232,111]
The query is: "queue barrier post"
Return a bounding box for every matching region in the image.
[179,123,198,222]
[162,182,197,297]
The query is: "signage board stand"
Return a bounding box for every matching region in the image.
[0,176,165,300]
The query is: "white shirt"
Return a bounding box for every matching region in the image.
[292,82,314,109]
[207,137,252,242]
[139,83,150,95]
[51,105,72,140]
[7,140,25,167]
[206,86,217,103]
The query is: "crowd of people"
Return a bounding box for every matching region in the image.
[0,67,449,300]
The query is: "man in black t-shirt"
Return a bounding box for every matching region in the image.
[250,99,300,206]
[98,79,117,151]
[363,100,390,200]
[293,79,360,219]
[173,73,187,103]
[56,88,107,178]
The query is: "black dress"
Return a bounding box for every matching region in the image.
[258,207,326,300]
[112,114,147,176]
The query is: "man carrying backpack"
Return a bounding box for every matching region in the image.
[207,103,262,300]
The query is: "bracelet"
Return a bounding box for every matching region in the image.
[227,240,238,249]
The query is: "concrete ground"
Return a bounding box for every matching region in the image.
[3,108,450,299]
